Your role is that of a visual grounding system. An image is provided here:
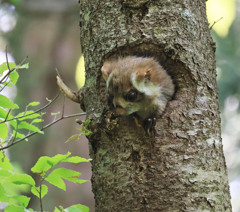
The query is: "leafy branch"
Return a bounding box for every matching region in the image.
[0,54,86,150]
[0,151,90,212]
[0,52,89,211]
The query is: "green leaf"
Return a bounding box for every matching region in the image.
[0,108,13,119]
[9,120,17,128]
[45,170,66,190]
[0,151,12,170]
[6,174,35,186]
[0,184,9,202]
[11,195,30,207]
[2,81,12,87]
[16,111,41,121]
[84,119,91,125]
[10,0,21,5]
[12,130,27,140]
[0,169,12,178]
[54,208,61,212]
[31,118,44,123]
[31,152,71,175]
[0,122,8,140]
[27,102,40,107]
[64,204,89,212]
[18,121,43,134]
[45,168,87,191]
[9,71,19,85]
[31,156,54,175]
[65,134,80,143]
[31,184,48,199]
[51,112,60,116]
[8,120,17,129]
[16,63,29,69]
[0,62,16,76]
[62,156,89,163]
[5,205,25,212]
[0,94,19,109]
[78,119,92,136]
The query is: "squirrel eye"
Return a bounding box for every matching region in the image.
[125,90,137,102]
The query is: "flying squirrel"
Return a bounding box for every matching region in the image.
[101,56,175,131]
[56,56,174,132]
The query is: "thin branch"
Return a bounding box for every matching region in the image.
[56,69,79,103]
[61,95,66,118]
[0,112,86,150]
[39,182,43,212]
[209,17,223,30]
[0,48,28,84]
[4,109,12,122]
[0,91,61,124]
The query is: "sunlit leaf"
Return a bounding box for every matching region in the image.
[55,204,90,212]
[31,118,43,123]
[0,123,8,140]
[0,151,12,170]
[45,170,66,190]
[51,112,60,116]
[9,71,19,85]
[27,102,40,107]
[62,156,89,163]
[9,120,17,128]
[64,204,89,212]
[31,184,48,199]
[16,111,41,121]
[65,134,79,143]
[2,81,12,87]
[54,208,61,212]
[6,174,35,186]
[0,94,19,109]
[11,195,30,207]
[18,121,43,134]
[0,108,13,120]
[16,63,29,69]
[0,62,16,76]
[0,169,12,178]
[31,152,71,175]
[12,130,27,140]
[45,168,87,191]
[0,184,9,202]
[4,205,25,212]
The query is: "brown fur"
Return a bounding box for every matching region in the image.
[101,56,175,120]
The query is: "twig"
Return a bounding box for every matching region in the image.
[0,47,28,84]
[0,91,61,124]
[210,17,223,30]
[56,69,79,103]
[0,112,86,150]
[4,109,12,122]
[39,182,43,212]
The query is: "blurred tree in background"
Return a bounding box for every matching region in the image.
[0,0,94,211]
[1,0,240,211]
[207,0,240,211]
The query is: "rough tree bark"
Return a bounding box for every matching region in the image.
[79,1,232,211]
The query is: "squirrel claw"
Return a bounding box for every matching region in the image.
[144,117,156,135]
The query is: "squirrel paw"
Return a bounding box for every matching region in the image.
[144,117,156,136]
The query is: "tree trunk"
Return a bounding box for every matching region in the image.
[79,1,232,211]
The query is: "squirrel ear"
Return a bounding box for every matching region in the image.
[101,61,113,81]
[144,69,151,81]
